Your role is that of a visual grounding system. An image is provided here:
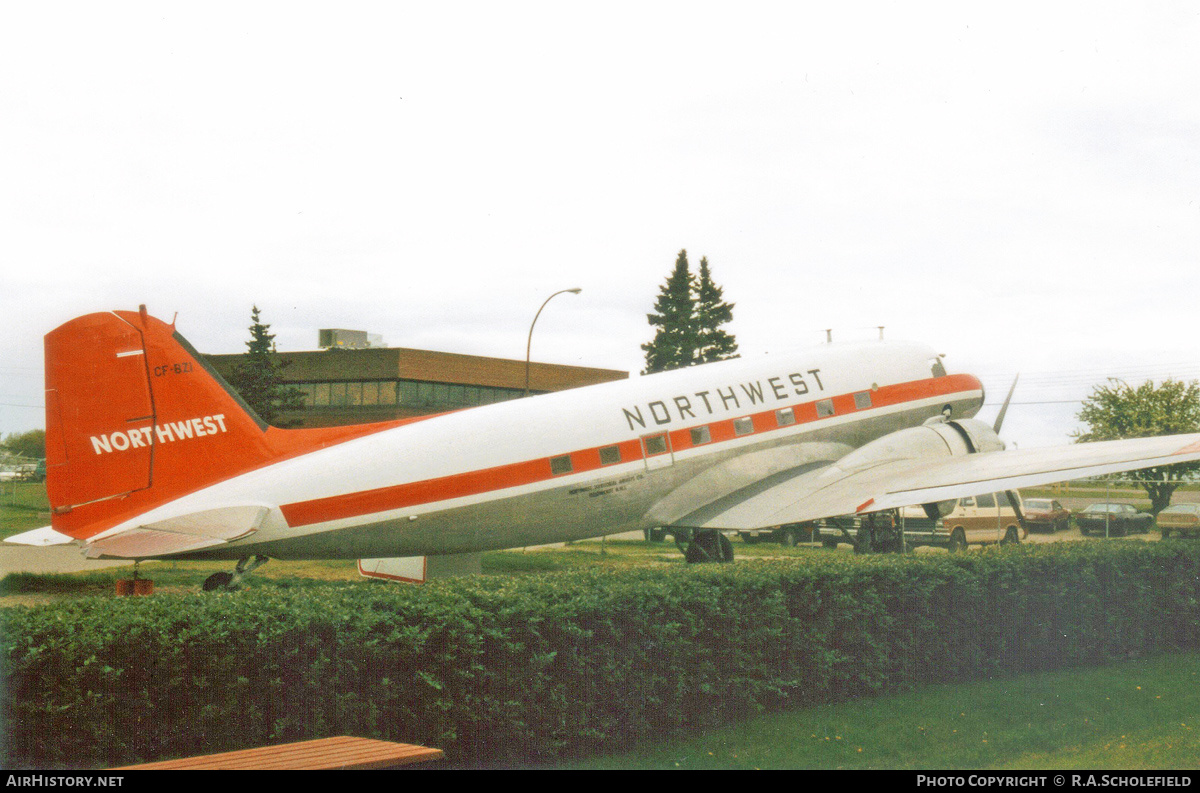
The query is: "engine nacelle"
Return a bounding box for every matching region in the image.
[832,416,1006,517]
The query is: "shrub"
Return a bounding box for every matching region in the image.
[3,542,1199,768]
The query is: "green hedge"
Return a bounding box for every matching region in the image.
[3,542,1200,768]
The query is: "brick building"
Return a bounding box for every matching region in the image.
[206,346,628,428]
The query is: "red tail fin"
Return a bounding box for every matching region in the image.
[45,308,399,540]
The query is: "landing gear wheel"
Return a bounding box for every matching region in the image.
[947,528,967,553]
[684,530,735,564]
[854,525,874,555]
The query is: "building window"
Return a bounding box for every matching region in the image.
[347,382,363,406]
[775,407,795,427]
[854,391,872,409]
[691,426,711,445]
[734,417,754,436]
[314,383,330,406]
[599,445,622,465]
[816,399,835,418]
[379,381,397,405]
[550,455,573,475]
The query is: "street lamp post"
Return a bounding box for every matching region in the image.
[524,288,582,397]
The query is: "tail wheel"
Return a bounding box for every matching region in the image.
[202,571,234,591]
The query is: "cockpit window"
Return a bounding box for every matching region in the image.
[930,357,947,378]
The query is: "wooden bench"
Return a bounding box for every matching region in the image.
[113,736,443,770]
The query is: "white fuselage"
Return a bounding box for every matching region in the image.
[88,340,984,559]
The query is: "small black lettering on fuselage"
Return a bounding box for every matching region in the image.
[621,370,824,431]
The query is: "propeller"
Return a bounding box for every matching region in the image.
[992,373,1027,538]
[993,373,1020,435]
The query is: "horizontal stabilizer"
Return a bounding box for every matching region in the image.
[5,526,76,547]
[82,505,269,559]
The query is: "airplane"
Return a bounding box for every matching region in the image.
[10,305,1200,590]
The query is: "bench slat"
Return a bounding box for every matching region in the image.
[115,736,443,770]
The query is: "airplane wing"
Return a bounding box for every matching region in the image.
[673,433,1200,530]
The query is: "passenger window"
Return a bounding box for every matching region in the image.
[854,391,872,409]
[691,426,711,445]
[599,445,621,465]
[816,399,834,417]
[734,417,754,436]
[977,493,996,509]
[550,455,573,475]
[775,407,795,427]
[643,434,669,456]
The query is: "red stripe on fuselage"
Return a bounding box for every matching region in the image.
[278,374,982,529]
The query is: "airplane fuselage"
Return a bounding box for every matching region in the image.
[84,339,984,560]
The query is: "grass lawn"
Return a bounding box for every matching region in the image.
[0,481,50,537]
[551,652,1200,770]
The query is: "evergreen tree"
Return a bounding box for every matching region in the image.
[227,306,304,427]
[694,256,738,364]
[641,250,739,374]
[641,250,700,374]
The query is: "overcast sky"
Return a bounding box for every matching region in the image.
[2,2,1198,448]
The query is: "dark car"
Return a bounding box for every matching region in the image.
[1021,498,1071,532]
[1076,503,1153,537]
[1157,503,1200,539]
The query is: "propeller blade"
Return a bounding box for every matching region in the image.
[993,374,1020,434]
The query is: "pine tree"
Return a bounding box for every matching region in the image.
[694,256,738,364]
[227,306,304,427]
[641,250,738,374]
[641,250,700,374]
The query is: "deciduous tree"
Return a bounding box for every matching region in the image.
[1074,378,1200,514]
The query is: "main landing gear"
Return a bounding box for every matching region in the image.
[675,528,735,564]
[203,555,270,592]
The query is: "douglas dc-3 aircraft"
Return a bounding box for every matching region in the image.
[11,306,1200,589]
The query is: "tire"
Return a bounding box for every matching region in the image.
[947,528,967,553]
[1161,528,1171,539]
[822,538,839,549]
[203,571,234,592]
[740,533,760,545]
[854,526,874,555]
[684,531,734,564]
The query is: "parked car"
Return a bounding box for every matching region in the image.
[1021,498,1072,532]
[738,523,816,546]
[1075,503,1153,537]
[1156,503,1200,539]
[939,491,1025,550]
